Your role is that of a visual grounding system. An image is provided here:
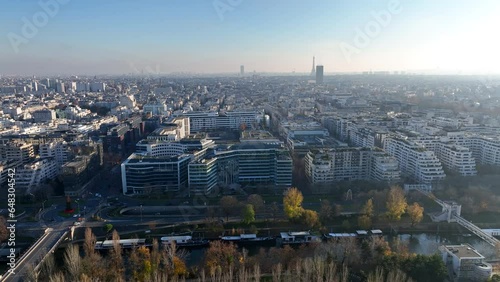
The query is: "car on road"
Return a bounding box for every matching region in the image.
[73,214,80,218]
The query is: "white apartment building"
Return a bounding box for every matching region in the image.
[143,102,168,116]
[451,135,500,166]
[304,147,400,183]
[370,152,401,182]
[15,158,58,193]
[0,142,34,164]
[39,141,70,169]
[435,142,477,176]
[384,137,445,184]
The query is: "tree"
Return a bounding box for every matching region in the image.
[63,245,81,281]
[319,200,333,222]
[358,215,372,230]
[104,223,113,233]
[283,187,304,220]
[220,196,239,221]
[361,199,374,218]
[242,204,255,224]
[204,241,242,274]
[247,194,264,213]
[0,216,8,242]
[301,209,320,228]
[386,186,408,221]
[407,202,424,227]
[270,202,280,221]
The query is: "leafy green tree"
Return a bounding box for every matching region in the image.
[104,223,113,233]
[386,186,407,221]
[283,187,304,220]
[242,204,255,224]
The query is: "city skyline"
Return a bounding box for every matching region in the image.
[1,0,500,75]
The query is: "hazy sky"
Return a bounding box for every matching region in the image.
[1,0,500,75]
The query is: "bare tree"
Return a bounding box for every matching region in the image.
[63,245,81,280]
[108,230,124,281]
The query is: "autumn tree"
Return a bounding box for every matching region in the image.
[358,215,372,230]
[300,209,320,228]
[108,230,124,281]
[204,241,242,275]
[283,187,304,220]
[361,199,374,218]
[242,204,255,224]
[81,228,105,280]
[130,246,153,281]
[386,186,408,221]
[407,202,424,227]
[220,196,239,221]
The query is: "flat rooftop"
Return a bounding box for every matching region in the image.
[443,245,484,259]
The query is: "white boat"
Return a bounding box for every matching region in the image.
[221,233,275,244]
[160,235,208,247]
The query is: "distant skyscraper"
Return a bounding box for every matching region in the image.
[240,65,244,76]
[56,82,65,93]
[310,56,316,76]
[316,65,324,84]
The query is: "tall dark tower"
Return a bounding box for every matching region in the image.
[316,65,324,84]
[310,56,316,76]
[240,65,244,76]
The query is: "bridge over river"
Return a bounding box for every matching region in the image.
[406,184,500,247]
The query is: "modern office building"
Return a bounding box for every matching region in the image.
[240,65,244,76]
[121,153,192,194]
[384,137,445,184]
[188,142,292,195]
[181,111,263,132]
[56,82,65,93]
[316,65,324,84]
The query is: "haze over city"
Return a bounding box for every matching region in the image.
[2,1,500,282]
[1,0,500,75]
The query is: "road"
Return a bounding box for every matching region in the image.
[1,221,71,282]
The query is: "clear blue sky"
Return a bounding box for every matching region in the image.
[1,0,499,75]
